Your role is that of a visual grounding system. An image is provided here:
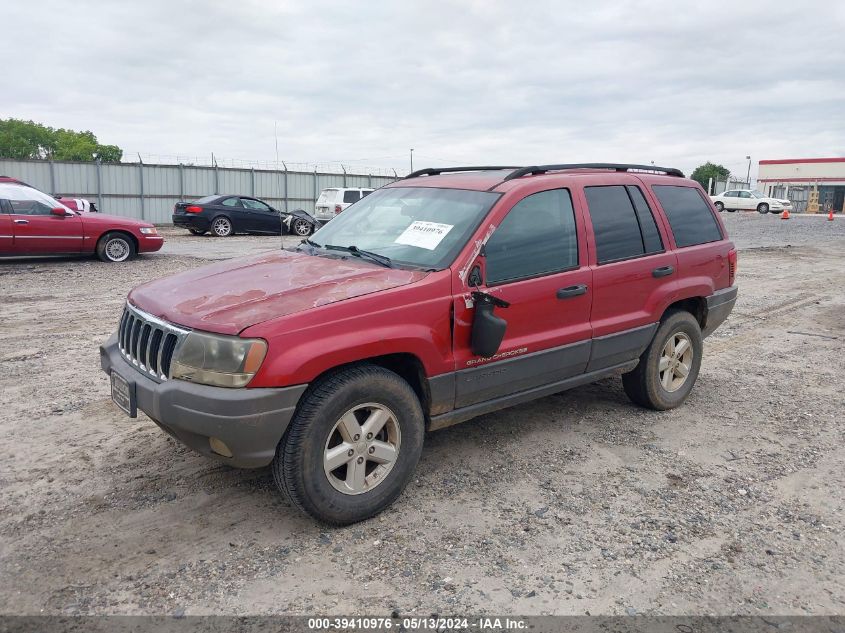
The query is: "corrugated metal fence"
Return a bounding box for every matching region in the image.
[0,158,399,224]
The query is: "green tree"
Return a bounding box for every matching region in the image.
[0,118,123,162]
[690,162,730,191]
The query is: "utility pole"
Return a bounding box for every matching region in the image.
[275,121,279,166]
[746,155,751,187]
[410,148,414,173]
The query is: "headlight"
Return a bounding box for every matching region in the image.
[170,331,267,388]
[140,227,158,235]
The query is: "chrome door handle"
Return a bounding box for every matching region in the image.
[13,219,29,224]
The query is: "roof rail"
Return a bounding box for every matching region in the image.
[403,166,522,179]
[503,163,685,181]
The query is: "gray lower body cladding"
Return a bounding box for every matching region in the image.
[703,286,738,337]
[99,335,307,468]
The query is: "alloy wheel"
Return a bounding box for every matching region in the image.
[293,219,312,236]
[213,217,233,236]
[323,403,401,495]
[105,237,130,262]
[658,332,693,392]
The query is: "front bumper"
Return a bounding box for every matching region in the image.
[703,286,738,337]
[138,235,164,253]
[99,334,307,468]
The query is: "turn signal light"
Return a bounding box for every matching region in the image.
[186,205,203,213]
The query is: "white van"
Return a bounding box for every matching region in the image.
[314,187,374,224]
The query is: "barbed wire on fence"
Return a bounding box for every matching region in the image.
[123,152,406,177]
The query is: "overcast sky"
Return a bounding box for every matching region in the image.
[3,0,844,178]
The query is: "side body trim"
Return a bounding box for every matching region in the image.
[585,322,658,373]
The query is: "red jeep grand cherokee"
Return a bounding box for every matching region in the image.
[100,164,737,524]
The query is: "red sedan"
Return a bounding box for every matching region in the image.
[0,178,163,262]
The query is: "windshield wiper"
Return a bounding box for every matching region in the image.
[324,244,393,268]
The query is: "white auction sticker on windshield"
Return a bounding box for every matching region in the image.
[394,221,454,250]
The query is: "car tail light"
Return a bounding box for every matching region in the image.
[186,205,203,213]
[335,204,342,214]
[728,248,737,285]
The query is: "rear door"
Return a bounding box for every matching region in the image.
[452,187,593,408]
[582,182,677,371]
[649,184,730,290]
[240,197,281,233]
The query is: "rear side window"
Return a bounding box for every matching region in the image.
[652,185,722,248]
[586,185,663,264]
[627,186,663,254]
[485,189,578,284]
[343,190,360,203]
[221,197,242,207]
[361,190,373,197]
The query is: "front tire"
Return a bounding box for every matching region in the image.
[292,218,313,236]
[211,216,233,237]
[272,365,424,525]
[622,310,703,411]
[96,232,136,263]
[757,203,769,214]
[714,202,724,212]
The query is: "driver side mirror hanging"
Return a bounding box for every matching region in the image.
[470,291,510,358]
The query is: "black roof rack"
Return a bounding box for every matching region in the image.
[503,163,684,181]
[403,166,522,179]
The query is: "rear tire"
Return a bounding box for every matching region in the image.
[757,203,769,214]
[96,232,136,263]
[211,216,233,237]
[188,228,206,236]
[272,365,424,525]
[622,310,703,411]
[714,202,724,212]
[727,208,736,212]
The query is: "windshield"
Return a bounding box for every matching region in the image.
[308,186,500,269]
[751,190,766,198]
[0,183,74,214]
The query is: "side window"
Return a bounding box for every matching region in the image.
[626,186,664,254]
[0,199,9,213]
[361,190,372,198]
[738,191,751,199]
[241,198,271,211]
[9,199,53,215]
[652,185,723,248]
[221,197,242,207]
[343,190,360,203]
[485,189,578,285]
[585,185,648,263]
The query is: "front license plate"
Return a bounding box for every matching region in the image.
[111,371,137,417]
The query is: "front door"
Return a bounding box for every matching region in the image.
[0,202,13,253]
[582,183,677,371]
[452,187,593,408]
[240,197,282,233]
[737,190,754,210]
[8,198,83,254]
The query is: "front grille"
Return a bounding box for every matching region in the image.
[117,303,190,381]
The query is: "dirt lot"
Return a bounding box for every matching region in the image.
[1,214,843,616]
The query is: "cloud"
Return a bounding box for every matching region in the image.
[2,0,843,178]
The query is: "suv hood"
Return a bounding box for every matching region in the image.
[128,250,427,335]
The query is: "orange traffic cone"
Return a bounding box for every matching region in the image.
[828,210,834,221]
[781,209,790,220]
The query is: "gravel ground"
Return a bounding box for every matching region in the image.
[0,213,843,616]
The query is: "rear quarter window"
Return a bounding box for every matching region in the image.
[652,185,723,248]
[342,190,360,203]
